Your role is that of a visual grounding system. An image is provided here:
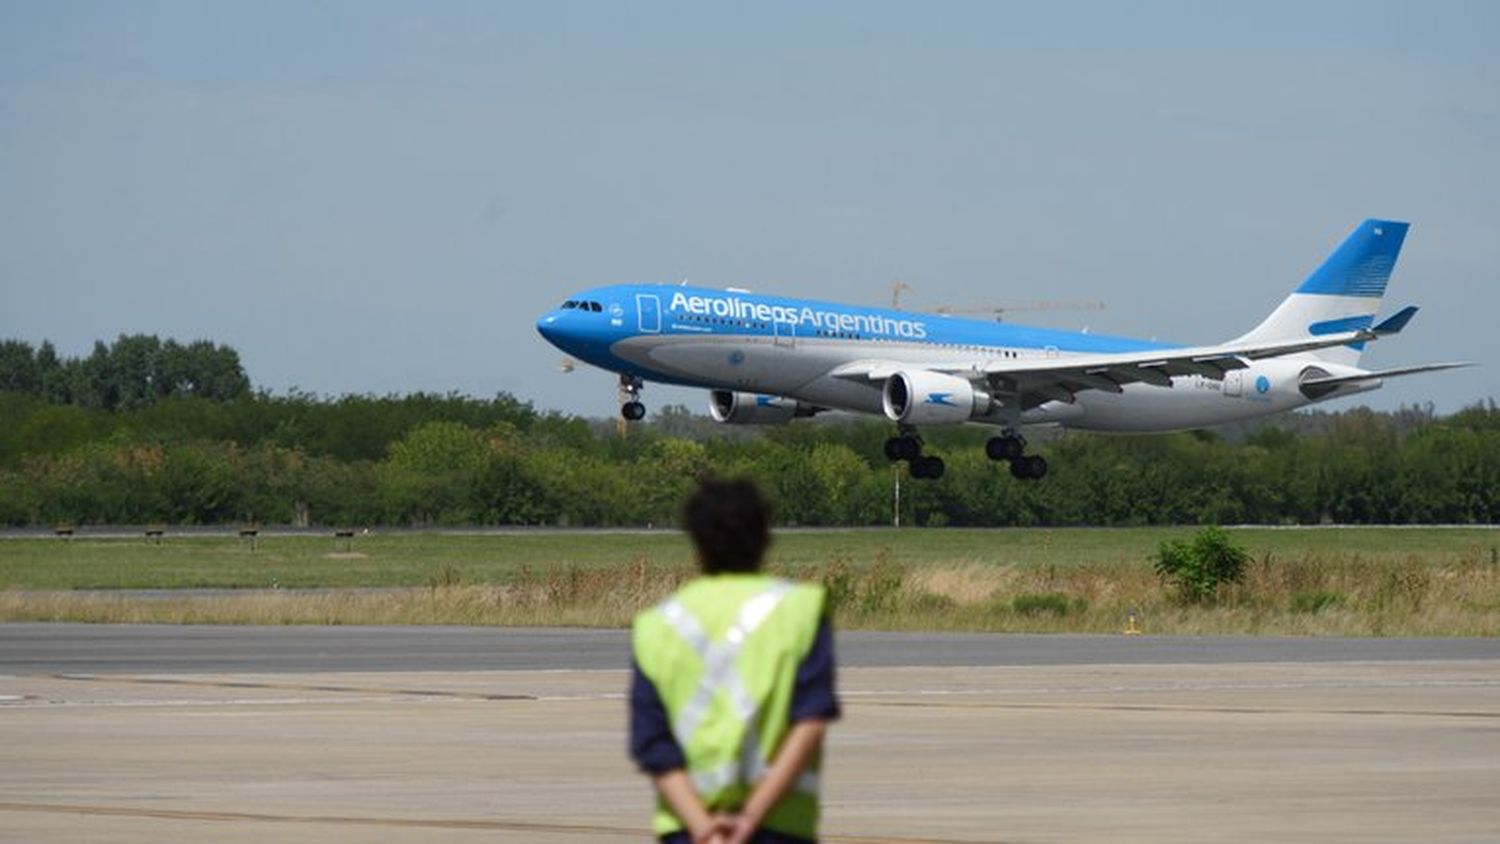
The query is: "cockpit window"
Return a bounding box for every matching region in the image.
[588,301,602,312]
[562,300,578,309]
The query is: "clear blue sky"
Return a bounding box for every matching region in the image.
[2,1,1496,417]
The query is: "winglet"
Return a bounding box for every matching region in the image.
[1372,305,1418,335]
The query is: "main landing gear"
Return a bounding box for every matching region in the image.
[884,428,1047,481]
[619,374,646,421]
[986,431,1048,480]
[883,430,945,480]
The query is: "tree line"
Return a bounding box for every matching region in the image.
[0,335,249,411]
[1,335,1496,527]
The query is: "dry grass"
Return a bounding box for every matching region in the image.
[4,549,1497,635]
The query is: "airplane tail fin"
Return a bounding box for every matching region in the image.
[1233,219,1409,367]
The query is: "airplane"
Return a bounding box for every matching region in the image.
[536,219,1469,481]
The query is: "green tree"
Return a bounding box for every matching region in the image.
[379,421,491,525]
[0,339,39,393]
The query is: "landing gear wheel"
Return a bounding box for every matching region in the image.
[986,435,1024,462]
[885,435,922,462]
[618,374,646,422]
[1010,454,1047,480]
[895,435,922,462]
[911,455,945,480]
[883,437,905,462]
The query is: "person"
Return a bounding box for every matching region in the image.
[630,478,840,844]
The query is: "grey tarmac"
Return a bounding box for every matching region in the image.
[4,623,1500,673]
[2,625,1497,843]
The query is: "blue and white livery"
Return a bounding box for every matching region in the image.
[537,220,1468,480]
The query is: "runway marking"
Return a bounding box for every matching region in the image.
[44,674,535,701]
[29,674,1500,721]
[0,801,641,837]
[840,680,1500,701]
[0,801,992,843]
[3,696,431,709]
[854,699,1500,719]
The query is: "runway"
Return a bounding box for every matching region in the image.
[5,623,1500,673]
[2,626,1498,842]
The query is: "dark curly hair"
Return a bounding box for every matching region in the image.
[682,478,772,574]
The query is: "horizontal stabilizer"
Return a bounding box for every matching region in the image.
[1301,361,1473,388]
[1372,306,1419,335]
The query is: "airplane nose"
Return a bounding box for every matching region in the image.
[536,313,562,343]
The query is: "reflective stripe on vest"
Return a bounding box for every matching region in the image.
[655,579,818,799]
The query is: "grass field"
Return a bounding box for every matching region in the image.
[2,528,1497,635]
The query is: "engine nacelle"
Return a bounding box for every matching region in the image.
[882,370,992,425]
[709,390,809,425]
[1297,365,1336,400]
[1297,363,1381,401]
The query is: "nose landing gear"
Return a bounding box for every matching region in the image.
[619,374,646,421]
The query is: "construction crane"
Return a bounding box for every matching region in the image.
[890,280,912,309]
[935,299,1105,321]
[888,281,1103,322]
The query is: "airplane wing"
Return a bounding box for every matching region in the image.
[831,324,1412,410]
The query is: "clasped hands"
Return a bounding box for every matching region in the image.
[691,812,760,844]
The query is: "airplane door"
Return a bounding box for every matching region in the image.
[636,294,661,333]
[1223,370,1243,397]
[773,318,795,348]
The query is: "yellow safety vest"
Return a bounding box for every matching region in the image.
[633,575,826,840]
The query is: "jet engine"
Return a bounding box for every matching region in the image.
[1297,365,1336,400]
[1296,363,1381,401]
[882,370,993,425]
[709,390,813,425]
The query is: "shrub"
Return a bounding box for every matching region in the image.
[1011,592,1082,616]
[427,563,465,589]
[818,558,855,613]
[1291,589,1345,614]
[856,556,905,614]
[909,592,957,613]
[1155,525,1249,604]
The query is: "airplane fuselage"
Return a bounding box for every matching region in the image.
[535,284,1374,432]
